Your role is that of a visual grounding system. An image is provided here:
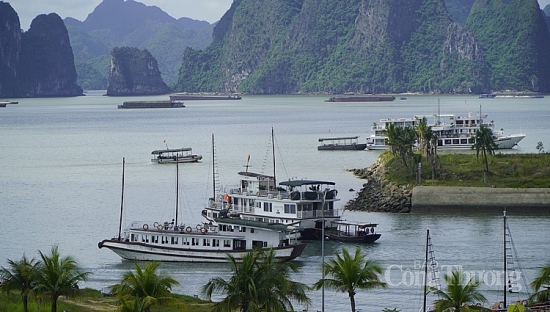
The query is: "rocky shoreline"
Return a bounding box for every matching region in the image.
[344,158,412,213]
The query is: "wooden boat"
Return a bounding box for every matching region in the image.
[325,95,395,102]
[324,221,381,243]
[118,100,185,109]
[151,147,202,164]
[318,136,366,150]
[479,93,496,98]
[98,159,306,263]
[169,93,241,101]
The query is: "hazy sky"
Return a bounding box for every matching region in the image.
[9,0,550,31]
[10,0,234,30]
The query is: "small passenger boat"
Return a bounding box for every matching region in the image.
[151,147,202,163]
[318,136,367,150]
[324,221,381,243]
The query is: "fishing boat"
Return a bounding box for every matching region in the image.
[366,106,525,150]
[317,136,367,150]
[151,147,202,164]
[98,158,306,262]
[324,221,381,243]
[201,130,341,240]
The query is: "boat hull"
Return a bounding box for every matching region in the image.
[98,239,306,263]
[318,144,366,151]
[325,96,395,102]
[151,155,203,163]
[325,233,381,243]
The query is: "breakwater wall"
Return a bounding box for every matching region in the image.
[412,186,550,212]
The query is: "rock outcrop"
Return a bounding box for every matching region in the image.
[0,2,83,97]
[345,158,412,213]
[106,47,171,96]
[19,13,83,97]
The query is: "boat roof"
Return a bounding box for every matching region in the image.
[214,217,293,231]
[151,147,192,154]
[332,220,378,227]
[237,171,274,179]
[279,179,335,187]
[318,136,359,142]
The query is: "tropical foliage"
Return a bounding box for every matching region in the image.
[0,255,38,312]
[33,246,91,312]
[313,247,386,312]
[472,125,497,173]
[201,248,310,311]
[429,268,489,312]
[529,263,550,303]
[112,261,181,312]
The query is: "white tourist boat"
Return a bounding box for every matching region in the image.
[98,159,306,262]
[201,130,341,240]
[151,147,202,163]
[366,108,525,150]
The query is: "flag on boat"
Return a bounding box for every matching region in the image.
[224,193,231,202]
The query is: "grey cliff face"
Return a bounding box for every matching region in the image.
[0,1,21,97]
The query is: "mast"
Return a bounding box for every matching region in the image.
[117,157,125,241]
[423,228,429,312]
[503,210,507,307]
[272,127,276,188]
[212,133,215,198]
[175,160,179,225]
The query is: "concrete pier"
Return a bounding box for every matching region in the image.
[411,186,550,213]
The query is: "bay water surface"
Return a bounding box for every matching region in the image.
[1,93,549,311]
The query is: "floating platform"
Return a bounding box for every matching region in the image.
[118,100,185,109]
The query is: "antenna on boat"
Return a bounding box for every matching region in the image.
[164,139,168,149]
[244,154,251,174]
[117,157,125,241]
[503,210,507,307]
[212,133,216,199]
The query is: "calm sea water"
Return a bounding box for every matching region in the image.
[1,93,549,311]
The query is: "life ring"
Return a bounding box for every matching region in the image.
[186,226,192,233]
[371,227,375,234]
[196,224,202,230]
[153,222,159,227]
[157,225,163,231]
[200,227,207,234]
[143,224,149,230]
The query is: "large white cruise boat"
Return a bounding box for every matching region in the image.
[366,109,525,150]
[201,171,341,240]
[98,159,305,263]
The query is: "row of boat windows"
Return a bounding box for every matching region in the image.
[132,234,231,247]
[233,201,334,214]
[438,138,475,145]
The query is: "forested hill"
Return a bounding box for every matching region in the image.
[174,0,550,95]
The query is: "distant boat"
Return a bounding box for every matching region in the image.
[118,100,185,109]
[479,93,496,98]
[318,136,366,150]
[324,221,381,243]
[151,147,202,164]
[169,93,241,101]
[325,96,396,102]
[0,101,18,107]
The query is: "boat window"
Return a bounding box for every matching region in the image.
[444,139,452,144]
[213,239,220,247]
[182,237,190,246]
[461,139,468,144]
[250,228,254,233]
[192,238,199,246]
[223,239,231,247]
[453,139,459,144]
[131,234,135,241]
[263,202,272,212]
[239,227,246,233]
[203,238,211,246]
[171,237,178,244]
[284,204,296,213]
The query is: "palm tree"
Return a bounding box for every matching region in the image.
[201,248,310,312]
[529,263,550,303]
[0,254,38,312]
[313,247,386,312]
[472,125,497,173]
[34,246,90,312]
[429,268,489,312]
[113,261,180,312]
